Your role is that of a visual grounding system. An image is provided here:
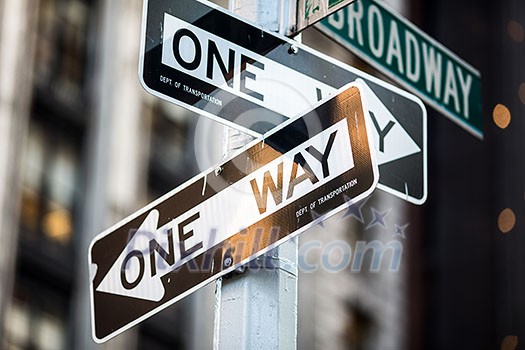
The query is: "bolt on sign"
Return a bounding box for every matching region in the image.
[89,83,378,343]
[139,0,427,205]
[317,0,483,138]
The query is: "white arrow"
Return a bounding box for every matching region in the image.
[357,79,421,165]
[96,210,167,302]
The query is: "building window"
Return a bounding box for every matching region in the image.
[34,0,92,109]
[148,103,198,197]
[19,121,81,248]
[4,283,67,350]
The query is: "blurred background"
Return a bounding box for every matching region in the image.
[0,0,523,349]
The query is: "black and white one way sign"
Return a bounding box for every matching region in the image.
[89,83,378,343]
[139,0,427,204]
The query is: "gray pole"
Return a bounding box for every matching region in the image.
[213,1,298,349]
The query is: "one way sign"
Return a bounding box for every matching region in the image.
[139,0,427,204]
[358,79,426,204]
[89,83,378,343]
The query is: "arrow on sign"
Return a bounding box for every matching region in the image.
[356,79,426,204]
[360,80,421,166]
[96,210,166,301]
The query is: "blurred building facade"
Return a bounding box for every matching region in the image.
[0,0,412,349]
[0,0,523,349]
[0,0,202,348]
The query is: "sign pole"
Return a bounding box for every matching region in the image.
[213,1,298,349]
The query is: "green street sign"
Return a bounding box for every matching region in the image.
[295,0,357,34]
[328,0,346,8]
[317,0,483,139]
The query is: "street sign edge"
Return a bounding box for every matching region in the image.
[137,0,266,138]
[292,0,359,36]
[357,79,428,205]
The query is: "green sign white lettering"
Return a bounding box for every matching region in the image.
[317,0,483,138]
[294,0,357,34]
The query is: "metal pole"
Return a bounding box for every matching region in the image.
[213,1,298,349]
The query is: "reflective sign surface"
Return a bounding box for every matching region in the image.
[89,83,378,343]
